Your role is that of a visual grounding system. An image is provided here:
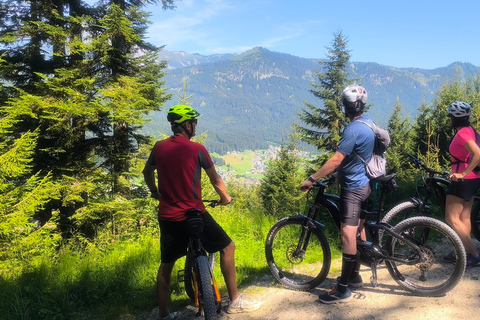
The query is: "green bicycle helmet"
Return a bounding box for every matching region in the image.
[167,105,201,124]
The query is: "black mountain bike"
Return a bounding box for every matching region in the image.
[177,201,222,320]
[265,174,466,296]
[382,154,480,241]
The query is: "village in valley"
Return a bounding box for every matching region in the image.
[216,146,311,184]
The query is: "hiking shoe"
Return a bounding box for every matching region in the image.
[226,295,262,314]
[466,253,480,269]
[319,286,352,304]
[160,311,180,320]
[336,275,363,288]
[443,251,456,263]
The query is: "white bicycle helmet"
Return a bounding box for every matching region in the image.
[341,85,368,104]
[341,85,368,114]
[447,101,471,118]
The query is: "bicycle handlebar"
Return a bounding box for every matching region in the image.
[203,199,233,208]
[407,153,450,180]
[300,175,336,191]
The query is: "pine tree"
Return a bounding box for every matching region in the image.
[0,0,176,239]
[386,98,413,178]
[259,129,305,217]
[0,107,57,262]
[296,30,354,164]
[412,79,465,169]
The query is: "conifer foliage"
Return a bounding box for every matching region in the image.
[296,31,353,162]
[0,0,176,258]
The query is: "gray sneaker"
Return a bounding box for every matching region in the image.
[319,286,352,304]
[226,295,262,314]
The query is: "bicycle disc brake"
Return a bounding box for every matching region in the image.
[286,245,305,264]
[414,245,435,281]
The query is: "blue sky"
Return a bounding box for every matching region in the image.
[144,0,480,69]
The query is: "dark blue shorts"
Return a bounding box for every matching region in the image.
[159,211,232,263]
[446,178,480,201]
[339,183,371,226]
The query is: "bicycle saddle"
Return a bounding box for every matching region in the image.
[186,209,204,236]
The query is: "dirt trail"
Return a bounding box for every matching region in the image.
[143,265,480,320]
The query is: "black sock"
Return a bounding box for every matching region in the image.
[337,253,357,293]
[350,260,361,281]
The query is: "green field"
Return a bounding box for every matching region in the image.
[218,150,264,178]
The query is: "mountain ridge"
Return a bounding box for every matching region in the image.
[146,47,480,154]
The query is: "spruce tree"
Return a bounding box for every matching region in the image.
[0,0,176,238]
[296,30,353,164]
[386,98,413,179]
[260,129,305,217]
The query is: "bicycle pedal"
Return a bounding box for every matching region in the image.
[221,295,230,305]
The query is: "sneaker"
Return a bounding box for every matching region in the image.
[443,251,456,263]
[226,294,262,314]
[319,286,352,304]
[161,311,180,320]
[336,275,363,288]
[466,253,480,269]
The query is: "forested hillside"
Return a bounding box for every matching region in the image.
[147,47,480,154]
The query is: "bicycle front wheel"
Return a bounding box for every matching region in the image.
[196,255,218,320]
[385,216,466,297]
[380,201,425,244]
[265,216,331,291]
[382,201,424,226]
[185,251,215,300]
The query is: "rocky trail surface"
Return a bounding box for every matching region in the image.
[140,264,480,320]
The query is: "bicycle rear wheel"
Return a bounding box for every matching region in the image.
[385,216,466,296]
[265,216,331,291]
[185,251,216,300]
[196,255,218,320]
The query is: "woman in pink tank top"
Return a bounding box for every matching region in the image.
[445,101,480,268]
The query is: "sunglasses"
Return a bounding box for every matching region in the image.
[191,119,198,124]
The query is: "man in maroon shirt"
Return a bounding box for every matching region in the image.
[143,105,261,320]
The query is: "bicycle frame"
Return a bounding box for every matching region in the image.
[305,175,428,283]
[413,164,449,215]
[389,154,480,241]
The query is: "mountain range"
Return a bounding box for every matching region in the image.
[145,47,480,154]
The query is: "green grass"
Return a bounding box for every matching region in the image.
[0,201,290,320]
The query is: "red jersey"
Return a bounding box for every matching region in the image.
[147,135,214,221]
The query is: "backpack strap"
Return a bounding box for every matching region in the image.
[355,120,376,133]
[449,126,480,173]
[352,119,376,163]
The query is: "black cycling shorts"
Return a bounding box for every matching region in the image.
[339,183,371,226]
[446,178,480,202]
[159,211,232,263]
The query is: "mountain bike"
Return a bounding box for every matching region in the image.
[177,200,222,320]
[381,154,480,241]
[265,174,466,296]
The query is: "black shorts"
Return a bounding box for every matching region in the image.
[339,183,371,226]
[446,178,480,201]
[159,211,232,263]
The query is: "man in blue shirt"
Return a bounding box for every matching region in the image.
[300,85,374,303]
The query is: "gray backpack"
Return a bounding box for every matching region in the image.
[354,120,391,179]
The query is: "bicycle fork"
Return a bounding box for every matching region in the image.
[192,261,222,311]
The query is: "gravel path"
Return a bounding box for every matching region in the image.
[144,264,480,320]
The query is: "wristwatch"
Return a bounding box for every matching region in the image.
[308,176,316,183]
